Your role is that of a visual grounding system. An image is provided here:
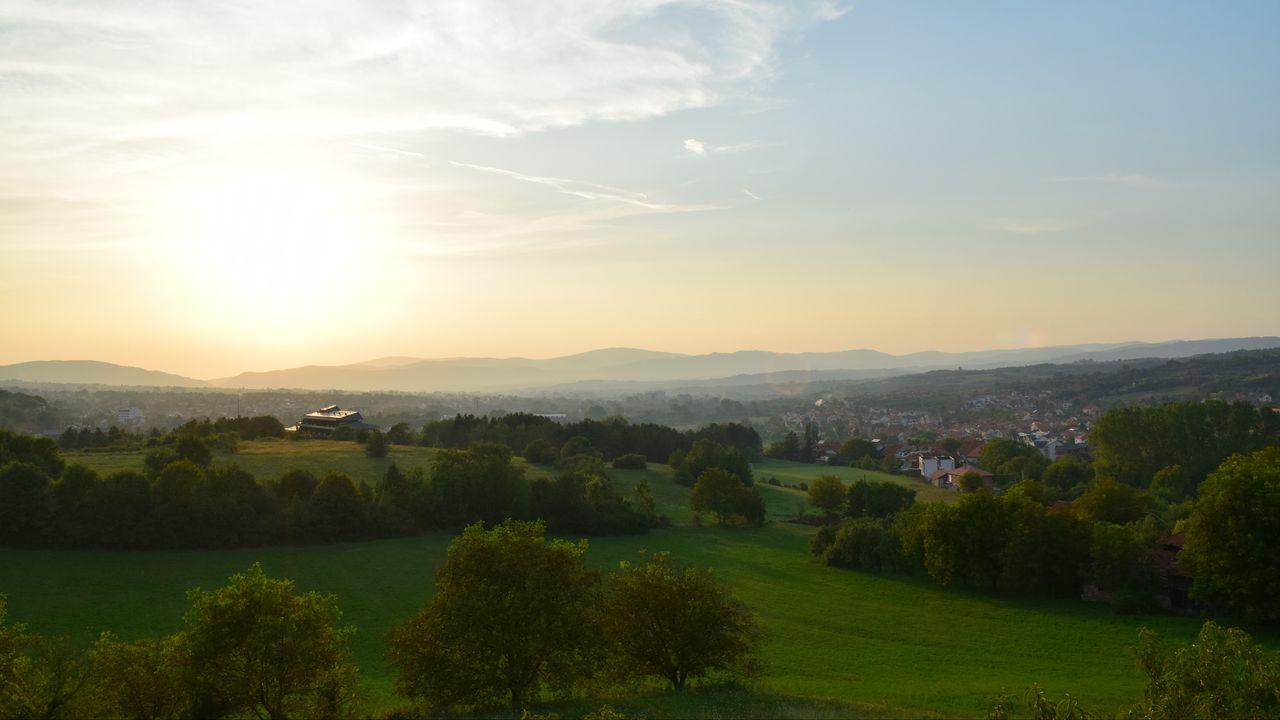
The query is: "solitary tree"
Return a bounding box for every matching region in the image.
[807,475,845,516]
[690,469,765,526]
[180,563,360,720]
[364,430,388,459]
[389,520,600,715]
[597,553,762,691]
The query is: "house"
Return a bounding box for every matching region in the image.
[916,454,956,479]
[930,467,995,490]
[297,405,379,438]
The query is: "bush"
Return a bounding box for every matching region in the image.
[611,453,647,470]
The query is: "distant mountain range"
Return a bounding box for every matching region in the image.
[2,337,1278,394]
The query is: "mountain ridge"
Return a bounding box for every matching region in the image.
[3,338,1278,393]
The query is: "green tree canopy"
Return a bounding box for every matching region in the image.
[389,520,600,715]
[807,475,845,515]
[364,429,388,458]
[1181,448,1280,621]
[674,438,752,487]
[1131,621,1280,720]
[180,563,360,719]
[597,553,762,690]
[838,437,881,462]
[690,468,765,526]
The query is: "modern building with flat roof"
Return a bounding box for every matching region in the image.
[297,405,379,437]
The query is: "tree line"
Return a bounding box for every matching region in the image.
[0,429,665,550]
[56,415,286,452]
[412,413,763,464]
[811,446,1280,622]
[0,521,762,719]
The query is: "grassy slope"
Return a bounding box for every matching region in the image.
[0,449,1250,717]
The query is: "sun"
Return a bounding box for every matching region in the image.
[188,169,359,303]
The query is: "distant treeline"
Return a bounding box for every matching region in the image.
[0,427,665,550]
[411,413,763,463]
[56,415,285,451]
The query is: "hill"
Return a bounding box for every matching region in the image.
[210,337,1280,393]
[0,360,206,388]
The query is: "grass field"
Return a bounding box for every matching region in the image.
[66,438,440,485]
[2,446,1251,718]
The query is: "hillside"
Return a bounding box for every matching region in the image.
[0,360,206,388]
[211,337,1280,393]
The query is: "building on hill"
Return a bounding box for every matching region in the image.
[297,405,379,438]
[915,453,956,479]
[930,467,995,490]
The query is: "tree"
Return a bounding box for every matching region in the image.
[800,422,819,463]
[846,480,915,519]
[83,470,152,548]
[690,469,765,527]
[91,634,190,720]
[838,437,880,463]
[807,475,845,516]
[559,435,599,460]
[1041,455,1093,493]
[1130,621,1280,720]
[673,439,752,488]
[389,520,600,715]
[1181,448,1280,621]
[174,435,212,468]
[364,429,388,458]
[597,553,762,690]
[957,471,986,493]
[385,422,415,445]
[1074,477,1148,525]
[308,472,365,542]
[0,461,52,545]
[427,443,529,529]
[766,431,801,461]
[522,439,559,465]
[180,563,360,719]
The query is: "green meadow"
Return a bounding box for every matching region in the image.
[2,444,1235,717]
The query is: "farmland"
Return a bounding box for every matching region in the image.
[0,442,1232,718]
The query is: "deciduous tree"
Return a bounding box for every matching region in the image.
[597,553,762,690]
[389,520,600,715]
[1181,448,1280,621]
[807,475,845,515]
[180,563,360,719]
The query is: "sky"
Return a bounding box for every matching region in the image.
[1,0,1278,379]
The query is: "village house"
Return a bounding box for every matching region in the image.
[930,467,995,490]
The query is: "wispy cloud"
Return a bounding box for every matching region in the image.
[999,219,1069,235]
[0,1,835,254]
[449,160,717,214]
[684,138,763,156]
[351,143,426,159]
[1050,173,1162,188]
[743,188,761,201]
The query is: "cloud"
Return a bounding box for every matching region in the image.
[0,1,839,148]
[683,137,762,156]
[999,219,1069,235]
[351,143,426,159]
[449,160,717,212]
[743,188,761,201]
[0,1,833,256]
[1050,173,1162,189]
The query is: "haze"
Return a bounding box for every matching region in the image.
[1,1,1278,378]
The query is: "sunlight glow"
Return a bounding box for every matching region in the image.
[156,162,376,338]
